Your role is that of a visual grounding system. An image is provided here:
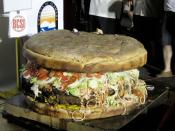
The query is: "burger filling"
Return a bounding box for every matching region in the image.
[21,62,147,110]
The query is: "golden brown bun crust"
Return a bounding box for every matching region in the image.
[25,96,137,120]
[23,30,147,73]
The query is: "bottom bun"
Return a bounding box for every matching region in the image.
[25,96,139,120]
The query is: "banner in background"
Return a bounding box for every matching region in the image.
[9,0,63,38]
[3,0,32,12]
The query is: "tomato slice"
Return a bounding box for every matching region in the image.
[86,73,103,78]
[23,69,38,77]
[86,73,94,78]
[37,68,49,80]
[61,75,69,82]
[37,74,48,80]
[54,71,63,78]
[95,73,103,78]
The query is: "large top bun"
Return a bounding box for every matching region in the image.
[23,30,147,73]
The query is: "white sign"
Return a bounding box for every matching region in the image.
[3,0,32,12]
[9,12,28,37]
[9,0,64,38]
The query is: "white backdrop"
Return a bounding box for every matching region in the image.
[3,0,32,12]
[3,0,64,38]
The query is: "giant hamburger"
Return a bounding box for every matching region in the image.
[21,30,147,120]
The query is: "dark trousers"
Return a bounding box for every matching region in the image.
[133,15,161,45]
[133,15,163,72]
[89,15,120,34]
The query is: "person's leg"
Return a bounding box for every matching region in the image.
[133,15,143,42]
[97,16,116,34]
[166,11,175,74]
[146,17,163,70]
[88,15,98,32]
[157,12,173,77]
[88,15,117,34]
[163,45,172,72]
[162,14,172,73]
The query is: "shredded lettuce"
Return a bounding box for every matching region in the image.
[53,78,61,89]
[68,78,88,97]
[106,95,118,106]
[68,87,80,97]
[88,79,98,89]
[30,77,38,84]
[19,64,26,74]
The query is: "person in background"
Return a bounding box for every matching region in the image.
[89,0,123,34]
[120,0,134,35]
[163,0,175,75]
[157,13,173,77]
[131,0,164,76]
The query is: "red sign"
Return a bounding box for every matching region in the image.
[12,15,26,32]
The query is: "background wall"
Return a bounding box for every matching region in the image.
[0,0,16,90]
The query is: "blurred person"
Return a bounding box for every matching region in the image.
[120,0,134,35]
[89,0,123,34]
[157,13,173,77]
[131,0,164,75]
[164,0,175,75]
[132,0,163,45]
